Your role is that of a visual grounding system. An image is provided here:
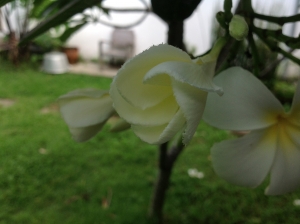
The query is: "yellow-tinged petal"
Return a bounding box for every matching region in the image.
[266,121,300,195]
[110,44,223,145]
[110,83,178,126]
[58,89,115,128]
[203,67,284,131]
[144,61,223,95]
[109,118,131,132]
[113,44,191,109]
[69,123,106,142]
[171,80,207,145]
[211,127,277,188]
[131,110,186,144]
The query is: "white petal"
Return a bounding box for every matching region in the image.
[144,61,223,95]
[266,122,300,195]
[58,88,108,99]
[211,127,277,188]
[69,123,106,142]
[113,44,191,109]
[131,109,186,144]
[58,89,115,127]
[288,79,300,125]
[172,80,207,144]
[203,67,284,131]
[109,118,131,132]
[110,83,178,126]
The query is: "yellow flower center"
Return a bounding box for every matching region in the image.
[277,113,289,123]
[274,112,300,153]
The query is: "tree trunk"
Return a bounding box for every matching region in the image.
[167,20,186,51]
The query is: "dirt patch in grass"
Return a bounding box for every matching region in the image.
[0,98,15,108]
[40,103,59,114]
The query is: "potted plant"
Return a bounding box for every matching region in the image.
[61,46,79,64]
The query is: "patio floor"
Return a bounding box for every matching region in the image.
[68,62,119,78]
[68,61,300,80]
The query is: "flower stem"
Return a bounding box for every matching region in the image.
[253,27,300,65]
[195,36,229,64]
[247,31,260,76]
[149,141,185,223]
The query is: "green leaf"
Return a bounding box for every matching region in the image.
[0,0,13,7]
[38,1,63,17]
[31,0,54,18]
[59,21,87,43]
[20,0,102,45]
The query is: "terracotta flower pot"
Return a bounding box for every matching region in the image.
[62,47,79,64]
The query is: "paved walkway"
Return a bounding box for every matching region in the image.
[68,61,300,80]
[68,62,119,78]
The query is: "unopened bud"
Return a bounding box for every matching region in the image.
[229,15,249,41]
[216,11,227,29]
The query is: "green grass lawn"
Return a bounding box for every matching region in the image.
[0,61,300,224]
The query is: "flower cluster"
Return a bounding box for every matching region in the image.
[59,43,223,145]
[58,89,115,142]
[58,44,300,195]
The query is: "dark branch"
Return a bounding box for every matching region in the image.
[253,12,300,26]
[101,7,151,13]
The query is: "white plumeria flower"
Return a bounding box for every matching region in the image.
[293,199,300,206]
[188,168,204,179]
[110,44,223,145]
[203,67,300,195]
[58,89,115,142]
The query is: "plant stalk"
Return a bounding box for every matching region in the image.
[149,141,185,223]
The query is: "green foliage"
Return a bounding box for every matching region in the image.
[32,31,63,51]
[0,0,13,7]
[59,22,87,43]
[0,61,300,223]
[20,0,102,45]
[273,80,297,106]
[30,0,54,18]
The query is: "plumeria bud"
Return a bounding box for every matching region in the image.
[229,15,249,41]
[58,89,115,142]
[216,11,227,29]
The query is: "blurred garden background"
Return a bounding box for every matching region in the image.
[1,0,300,223]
